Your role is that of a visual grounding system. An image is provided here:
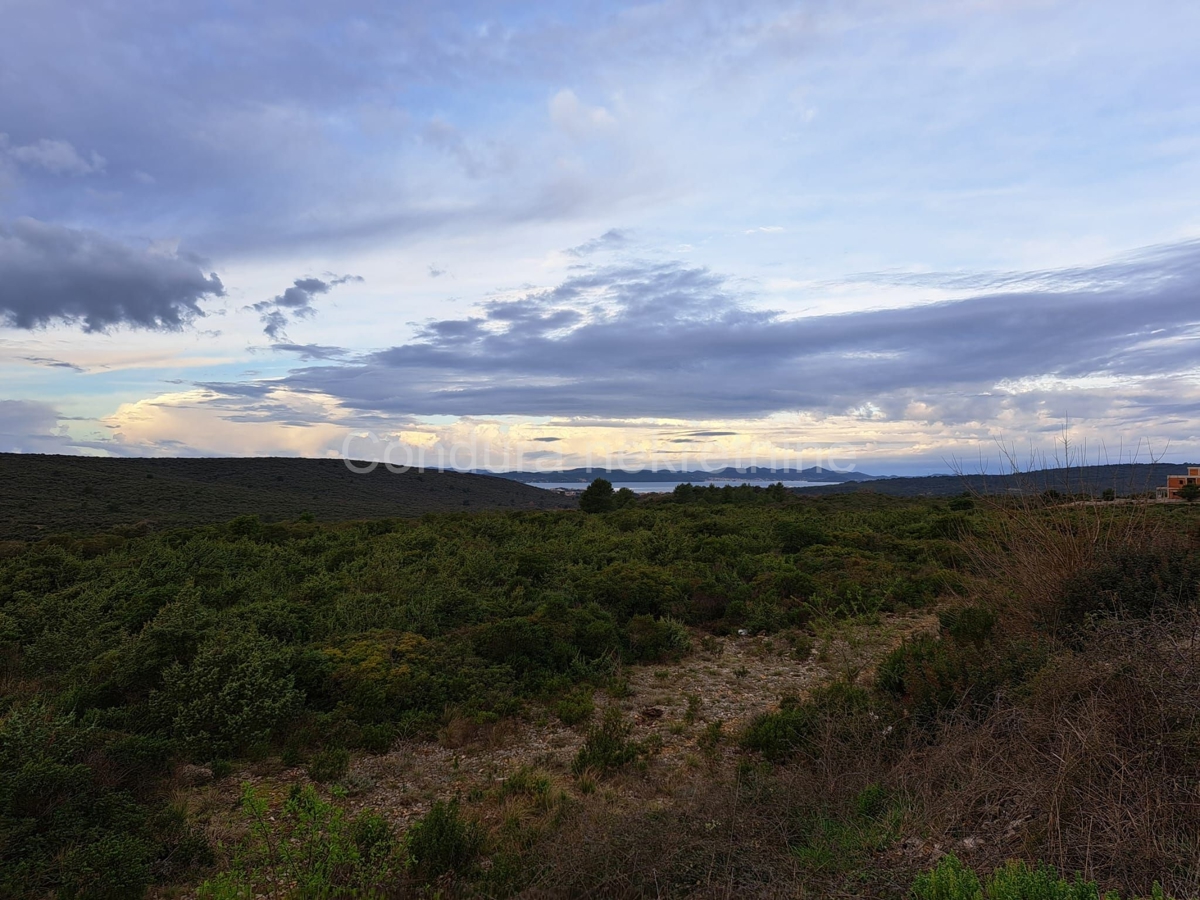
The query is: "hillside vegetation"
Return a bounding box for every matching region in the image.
[1,484,1197,897]
[797,462,1193,498]
[0,454,572,540]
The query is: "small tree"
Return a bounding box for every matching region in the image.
[579,478,615,513]
[614,486,638,509]
[1179,483,1200,503]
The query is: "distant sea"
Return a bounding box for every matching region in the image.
[530,479,839,494]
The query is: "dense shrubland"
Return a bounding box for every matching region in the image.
[1,484,1198,897]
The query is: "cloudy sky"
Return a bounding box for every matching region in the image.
[2,0,1198,474]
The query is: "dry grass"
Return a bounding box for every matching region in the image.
[896,613,1200,897]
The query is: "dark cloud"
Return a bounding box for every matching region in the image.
[20,355,85,372]
[564,229,630,258]
[0,218,224,332]
[253,274,362,338]
[532,436,562,442]
[258,241,1200,424]
[269,342,350,361]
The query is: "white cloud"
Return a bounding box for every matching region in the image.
[3,135,106,176]
[549,89,616,139]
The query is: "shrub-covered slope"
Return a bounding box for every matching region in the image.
[0,453,572,539]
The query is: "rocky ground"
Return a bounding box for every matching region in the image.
[168,612,938,895]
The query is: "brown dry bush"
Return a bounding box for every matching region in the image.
[894,613,1200,899]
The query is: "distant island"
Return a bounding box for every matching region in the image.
[482,465,882,485]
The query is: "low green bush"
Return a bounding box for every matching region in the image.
[356,723,395,754]
[875,620,1040,728]
[741,682,876,761]
[911,855,1173,900]
[626,614,691,662]
[572,707,640,775]
[404,799,481,884]
[1060,547,1200,622]
[307,746,350,783]
[198,783,398,898]
[554,687,595,725]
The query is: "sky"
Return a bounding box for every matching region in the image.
[1,0,1199,475]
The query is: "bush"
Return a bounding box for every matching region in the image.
[1060,547,1200,622]
[404,799,481,884]
[58,834,153,900]
[0,702,156,899]
[307,746,350,783]
[741,682,876,761]
[357,723,395,754]
[911,855,1172,900]
[910,853,982,900]
[875,625,1039,728]
[776,520,828,553]
[626,614,691,662]
[152,628,301,760]
[572,707,640,775]
[199,783,397,897]
[554,687,595,725]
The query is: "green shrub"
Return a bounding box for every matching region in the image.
[776,520,828,552]
[911,855,1173,900]
[910,853,982,900]
[741,682,875,761]
[985,860,1104,900]
[308,746,350,783]
[0,702,156,899]
[572,707,640,775]
[626,615,691,662]
[58,834,153,900]
[876,630,1041,728]
[496,766,554,803]
[151,628,301,760]
[554,687,595,725]
[404,799,481,884]
[357,723,395,754]
[201,783,396,897]
[1060,548,1200,622]
[351,809,395,871]
[938,605,997,645]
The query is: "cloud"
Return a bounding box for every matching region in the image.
[20,355,85,372]
[564,228,630,257]
[2,135,106,175]
[0,399,82,453]
[428,264,446,278]
[549,89,616,139]
[252,274,362,338]
[259,240,1200,423]
[269,342,350,361]
[0,218,224,332]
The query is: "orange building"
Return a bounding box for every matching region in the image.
[1158,467,1200,500]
